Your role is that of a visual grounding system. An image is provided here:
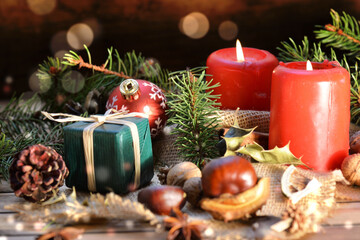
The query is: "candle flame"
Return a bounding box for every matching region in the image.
[236,39,245,62]
[306,60,313,71]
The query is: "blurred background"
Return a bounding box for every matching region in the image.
[0,0,359,99]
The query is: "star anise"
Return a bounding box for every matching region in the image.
[37,227,84,240]
[164,207,208,240]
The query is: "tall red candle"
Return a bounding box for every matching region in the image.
[269,60,350,171]
[206,46,278,110]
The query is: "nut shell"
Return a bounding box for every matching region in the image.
[138,185,186,215]
[341,154,360,186]
[183,177,203,208]
[201,156,257,198]
[166,161,202,187]
[350,131,360,154]
[200,177,270,222]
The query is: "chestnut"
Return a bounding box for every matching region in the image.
[201,156,257,197]
[138,185,186,215]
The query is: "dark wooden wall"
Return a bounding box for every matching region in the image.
[0,0,358,99]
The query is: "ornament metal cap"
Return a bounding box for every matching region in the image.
[119,79,141,101]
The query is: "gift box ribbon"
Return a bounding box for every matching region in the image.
[41,110,148,192]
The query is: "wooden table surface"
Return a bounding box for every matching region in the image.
[1,181,360,239]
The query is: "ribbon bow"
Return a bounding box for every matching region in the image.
[42,109,148,192]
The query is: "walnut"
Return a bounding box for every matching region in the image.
[166,162,202,188]
[341,153,360,186]
[183,177,203,208]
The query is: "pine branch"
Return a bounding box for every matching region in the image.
[277,37,327,62]
[63,47,173,93]
[315,9,360,55]
[0,95,65,180]
[63,53,132,79]
[166,68,221,166]
[34,48,173,114]
[0,133,14,179]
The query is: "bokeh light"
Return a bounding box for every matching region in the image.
[180,12,209,39]
[54,50,68,59]
[4,75,13,84]
[345,220,353,230]
[15,222,24,231]
[61,71,85,93]
[95,166,110,182]
[27,0,56,15]
[29,71,51,93]
[143,105,151,114]
[67,23,94,50]
[218,20,238,41]
[83,18,102,38]
[50,31,69,55]
[2,85,11,95]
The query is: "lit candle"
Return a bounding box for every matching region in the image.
[206,40,278,110]
[269,60,350,171]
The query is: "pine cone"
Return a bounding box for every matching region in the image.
[9,144,69,202]
[282,202,315,234]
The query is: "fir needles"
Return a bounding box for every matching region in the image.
[166,67,221,166]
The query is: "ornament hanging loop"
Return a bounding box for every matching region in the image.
[120,79,141,101]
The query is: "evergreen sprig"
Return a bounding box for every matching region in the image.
[36,48,172,114]
[63,46,173,95]
[0,95,49,137]
[277,37,327,62]
[166,67,221,166]
[0,95,64,180]
[315,9,360,56]
[0,133,14,179]
[37,57,72,112]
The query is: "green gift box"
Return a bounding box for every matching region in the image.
[63,116,153,194]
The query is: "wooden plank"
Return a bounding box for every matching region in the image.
[0,193,25,213]
[3,232,168,240]
[0,181,12,193]
[325,202,360,225]
[0,213,162,238]
[303,225,360,240]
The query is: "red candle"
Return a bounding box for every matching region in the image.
[269,60,350,171]
[206,41,278,110]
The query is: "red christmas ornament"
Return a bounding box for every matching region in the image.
[106,79,167,137]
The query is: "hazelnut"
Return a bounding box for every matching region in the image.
[138,185,186,215]
[201,156,257,198]
[341,153,360,186]
[183,177,203,208]
[350,131,360,154]
[166,162,202,187]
